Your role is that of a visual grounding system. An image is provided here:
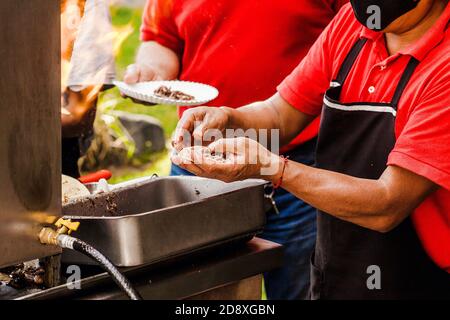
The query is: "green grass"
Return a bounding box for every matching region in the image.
[100,5,178,181]
[108,150,172,184]
[100,88,179,139]
[110,6,144,77]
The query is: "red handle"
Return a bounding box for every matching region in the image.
[79,170,112,184]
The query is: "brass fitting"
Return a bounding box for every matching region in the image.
[39,218,80,246]
[39,227,59,246]
[54,218,80,235]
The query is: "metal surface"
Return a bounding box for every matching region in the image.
[19,238,283,300]
[0,0,61,268]
[82,175,157,195]
[62,176,269,266]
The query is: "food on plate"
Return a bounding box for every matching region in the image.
[154,85,195,101]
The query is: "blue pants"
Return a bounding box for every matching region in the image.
[170,138,317,300]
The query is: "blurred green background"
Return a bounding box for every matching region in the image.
[92,5,178,184]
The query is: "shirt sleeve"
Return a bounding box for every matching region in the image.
[277,5,352,116]
[388,72,450,191]
[140,0,183,55]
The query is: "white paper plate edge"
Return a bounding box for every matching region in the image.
[113,80,219,106]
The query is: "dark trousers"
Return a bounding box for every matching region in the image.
[62,137,81,178]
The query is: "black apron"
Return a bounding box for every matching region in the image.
[311,38,450,300]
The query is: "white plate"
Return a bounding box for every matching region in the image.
[114,80,219,106]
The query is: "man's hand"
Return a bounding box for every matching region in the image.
[123,64,163,84]
[171,137,282,183]
[121,41,180,105]
[121,64,164,106]
[172,107,234,151]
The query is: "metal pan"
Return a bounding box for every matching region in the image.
[62,176,269,266]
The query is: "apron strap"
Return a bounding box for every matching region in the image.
[391,57,420,110]
[335,38,368,85]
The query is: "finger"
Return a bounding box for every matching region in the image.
[192,122,207,141]
[208,138,240,155]
[172,129,190,150]
[192,112,220,143]
[124,64,140,84]
[182,164,205,176]
[140,66,157,82]
[177,157,205,176]
[170,154,183,166]
[173,110,203,146]
[172,140,185,152]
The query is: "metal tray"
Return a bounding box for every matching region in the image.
[62,176,269,266]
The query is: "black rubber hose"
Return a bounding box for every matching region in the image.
[58,235,142,300]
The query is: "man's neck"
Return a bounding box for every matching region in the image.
[385,0,448,55]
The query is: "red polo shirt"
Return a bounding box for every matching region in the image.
[140,0,348,150]
[278,3,450,272]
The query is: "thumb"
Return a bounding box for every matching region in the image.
[124,64,140,84]
[140,66,159,81]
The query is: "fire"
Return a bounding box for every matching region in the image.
[61,0,133,116]
[61,0,83,89]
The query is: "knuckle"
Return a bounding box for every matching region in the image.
[184,108,195,117]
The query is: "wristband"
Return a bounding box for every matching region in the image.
[273,156,289,189]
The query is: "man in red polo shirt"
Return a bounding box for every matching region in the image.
[173,0,450,299]
[124,0,347,299]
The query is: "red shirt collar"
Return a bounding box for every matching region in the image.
[359,1,450,61]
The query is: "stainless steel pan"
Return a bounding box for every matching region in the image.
[62,176,270,266]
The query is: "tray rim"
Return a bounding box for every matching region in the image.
[63,177,269,221]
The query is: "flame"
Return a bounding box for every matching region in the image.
[61,0,133,116]
[61,0,83,89]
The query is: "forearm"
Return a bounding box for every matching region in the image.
[226,100,279,135]
[272,161,435,232]
[227,93,315,145]
[136,41,180,80]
